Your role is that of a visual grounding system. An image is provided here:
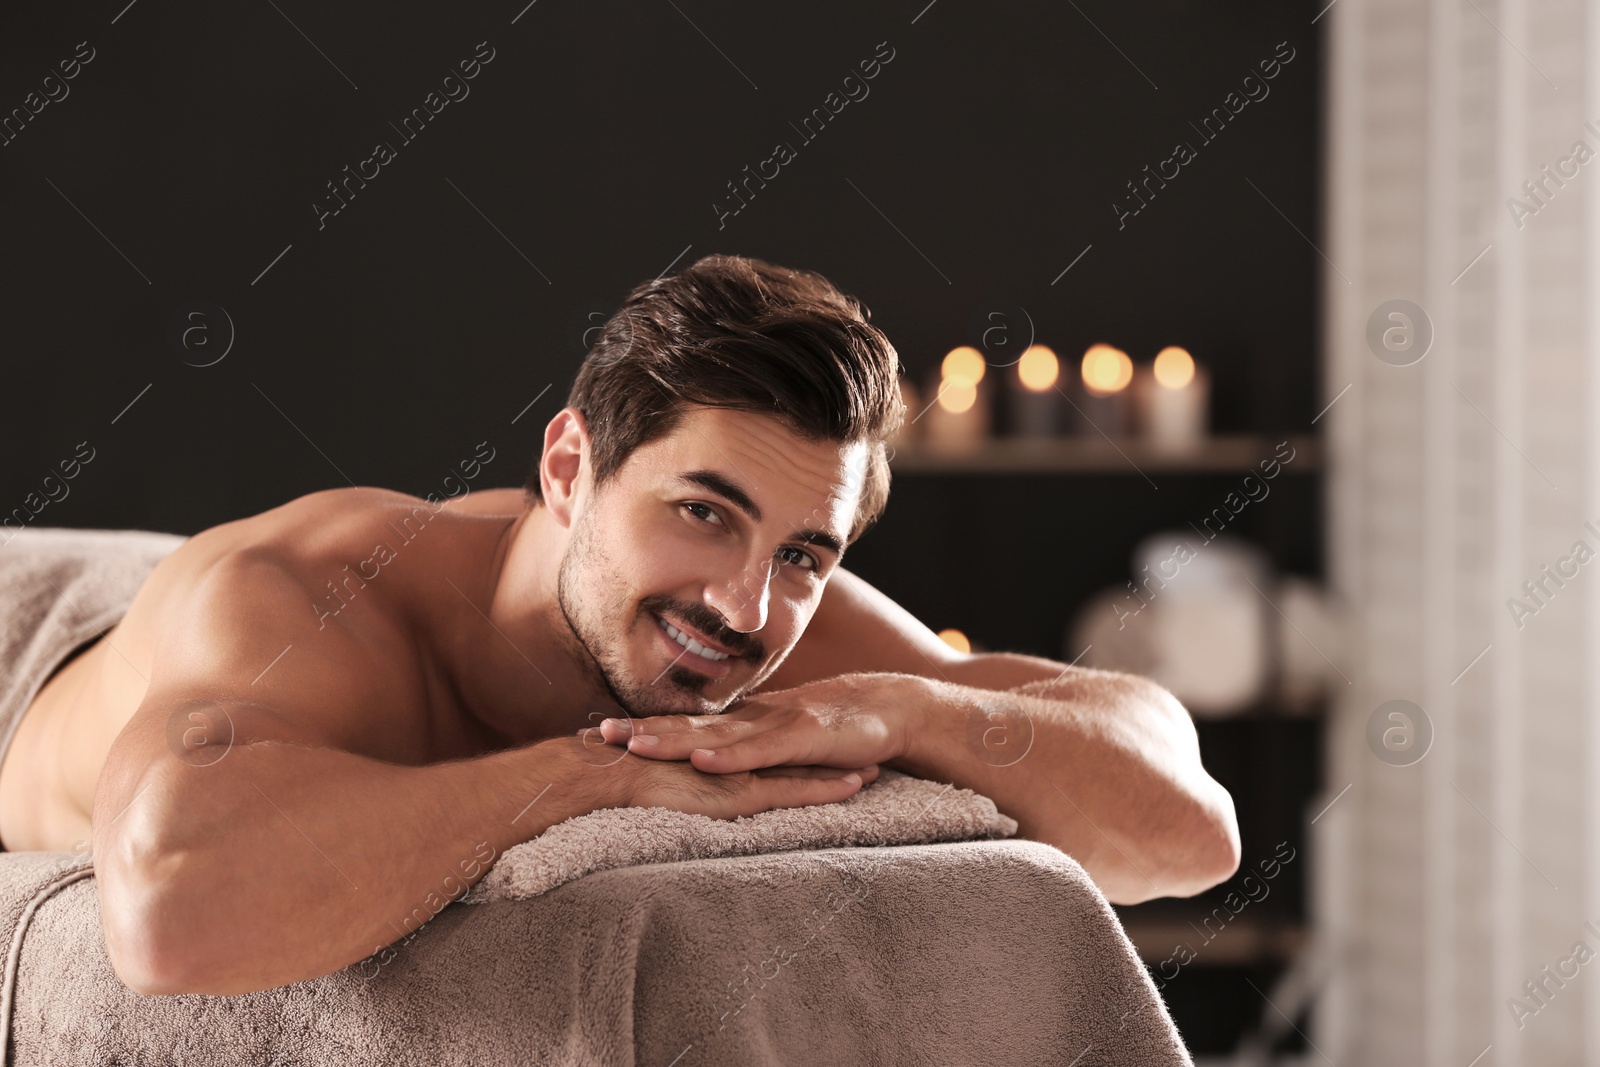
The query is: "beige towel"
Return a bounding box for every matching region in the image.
[0,526,187,799]
[2,838,1191,1066]
[473,768,1017,901]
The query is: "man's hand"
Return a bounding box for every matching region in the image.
[622,759,881,817]
[589,663,1242,903]
[582,673,922,777]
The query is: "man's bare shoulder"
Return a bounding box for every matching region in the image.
[135,488,424,642]
[122,487,478,760]
[165,484,500,592]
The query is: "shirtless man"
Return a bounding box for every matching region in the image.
[0,254,1239,996]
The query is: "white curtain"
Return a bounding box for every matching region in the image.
[1320,0,1598,1063]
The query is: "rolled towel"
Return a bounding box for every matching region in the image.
[473,768,1018,902]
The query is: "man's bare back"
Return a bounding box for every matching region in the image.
[2,470,873,856]
[0,486,552,853]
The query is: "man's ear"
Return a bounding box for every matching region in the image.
[540,407,589,528]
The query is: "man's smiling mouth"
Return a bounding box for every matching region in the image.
[653,613,735,662]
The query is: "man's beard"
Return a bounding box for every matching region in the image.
[554,508,763,718]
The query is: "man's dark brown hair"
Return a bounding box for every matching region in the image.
[524,253,906,544]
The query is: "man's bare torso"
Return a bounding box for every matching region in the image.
[0,487,589,852]
[0,480,922,855]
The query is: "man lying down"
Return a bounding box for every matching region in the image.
[0,254,1240,996]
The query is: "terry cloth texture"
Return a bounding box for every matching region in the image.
[472,768,1017,901]
[1,840,1191,1066]
[0,526,187,800]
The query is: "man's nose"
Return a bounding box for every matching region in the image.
[709,557,775,634]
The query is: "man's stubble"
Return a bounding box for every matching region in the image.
[554,503,725,719]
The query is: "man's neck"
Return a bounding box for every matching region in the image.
[432,504,615,747]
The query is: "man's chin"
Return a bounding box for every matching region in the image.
[608,672,730,718]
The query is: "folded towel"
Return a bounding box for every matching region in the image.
[474,768,1017,902]
[2,840,1191,1066]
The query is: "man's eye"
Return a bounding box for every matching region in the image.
[682,502,723,526]
[777,545,818,571]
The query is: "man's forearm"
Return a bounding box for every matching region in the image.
[882,670,1240,903]
[96,735,616,995]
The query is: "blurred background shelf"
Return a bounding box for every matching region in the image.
[887,434,1320,475]
[1122,915,1309,967]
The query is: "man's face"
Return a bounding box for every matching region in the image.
[556,405,868,717]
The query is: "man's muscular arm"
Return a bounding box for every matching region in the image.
[599,568,1242,904]
[600,663,1239,905]
[93,553,869,996]
[96,725,597,995]
[887,658,1241,903]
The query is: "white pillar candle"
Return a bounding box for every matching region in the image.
[923,347,991,451]
[1133,346,1210,451]
[1005,344,1062,437]
[1073,343,1134,437]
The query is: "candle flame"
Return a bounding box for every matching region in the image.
[937,629,972,654]
[1018,345,1059,392]
[942,346,987,387]
[1081,344,1132,396]
[1153,346,1196,389]
[937,379,978,414]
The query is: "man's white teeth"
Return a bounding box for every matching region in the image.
[659,616,731,661]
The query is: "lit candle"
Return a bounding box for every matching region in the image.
[1073,343,1134,436]
[1004,344,1062,437]
[1134,346,1210,451]
[937,628,972,654]
[923,346,991,451]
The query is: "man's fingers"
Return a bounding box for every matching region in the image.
[579,722,803,770]
[685,728,814,772]
[595,715,741,747]
[754,763,879,782]
[743,767,870,813]
[592,705,772,743]
[594,717,654,744]
[621,760,880,820]
[626,720,784,763]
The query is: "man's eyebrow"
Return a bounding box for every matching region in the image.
[675,469,846,558]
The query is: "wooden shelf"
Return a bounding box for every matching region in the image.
[886,434,1320,475]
